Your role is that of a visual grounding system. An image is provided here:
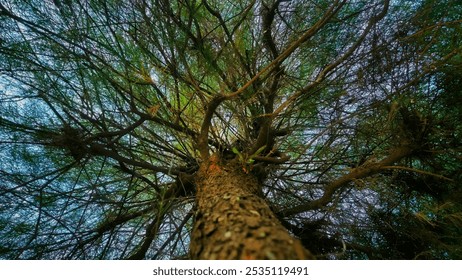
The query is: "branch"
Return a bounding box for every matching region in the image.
[144,1,344,162]
[89,142,176,175]
[95,207,153,234]
[152,210,194,259]
[88,117,146,142]
[279,143,414,217]
[271,0,390,118]
[140,112,197,137]
[261,0,279,59]
[225,0,345,100]
[252,154,290,164]
[116,162,162,193]
[202,0,255,78]
[196,94,226,160]
[381,166,454,182]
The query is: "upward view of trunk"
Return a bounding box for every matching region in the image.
[190,156,314,259]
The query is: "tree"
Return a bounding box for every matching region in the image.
[0,0,461,259]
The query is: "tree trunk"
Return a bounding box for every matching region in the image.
[190,156,313,259]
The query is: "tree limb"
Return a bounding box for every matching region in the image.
[279,143,414,217]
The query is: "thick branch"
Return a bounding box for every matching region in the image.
[252,154,290,164]
[261,1,279,59]
[279,144,414,217]
[196,94,226,160]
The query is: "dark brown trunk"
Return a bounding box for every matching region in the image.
[190,156,313,259]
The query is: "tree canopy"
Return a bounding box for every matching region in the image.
[0,0,461,259]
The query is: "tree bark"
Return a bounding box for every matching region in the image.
[190,155,313,259]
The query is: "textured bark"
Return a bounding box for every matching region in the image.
[190,156,313,259]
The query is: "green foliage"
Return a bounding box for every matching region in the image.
[1,0,461,259]
[232,145,266,165]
